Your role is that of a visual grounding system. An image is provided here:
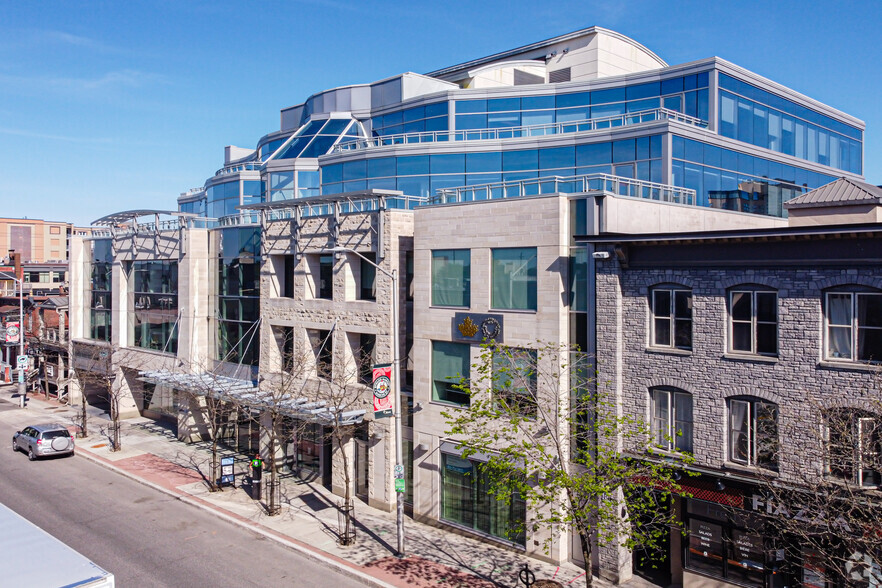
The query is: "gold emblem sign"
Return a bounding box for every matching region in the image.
[457,316,478,338]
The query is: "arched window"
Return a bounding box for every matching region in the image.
[728,397,778,470]
[650,388,693,452]
[825,408,881,487]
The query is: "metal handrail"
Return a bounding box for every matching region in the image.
[214,161,262,177]
[431,173,696,206]
[333,108,706,153]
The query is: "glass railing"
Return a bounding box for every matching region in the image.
[265,194,428,221]
[214,162,262,177]
[218,213,260,227]
[333,108,706,153]
[432,174,696,206]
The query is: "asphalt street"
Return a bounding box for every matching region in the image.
[0,404,366,588]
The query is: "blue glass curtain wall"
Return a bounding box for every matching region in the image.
[718,74,861,174]
[206,179,266,217]
[672,135,836,217]
[372,102,449,137]
[453,73,709,133]
[217,227,261,366]
[322,136,664,198]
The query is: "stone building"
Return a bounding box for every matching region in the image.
[585,178,882,587]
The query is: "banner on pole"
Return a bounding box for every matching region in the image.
[372,363,393,418]
[5,322,20,344]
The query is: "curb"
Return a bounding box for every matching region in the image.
[75,447,397,588]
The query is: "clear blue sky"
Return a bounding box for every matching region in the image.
[1,0,880,226]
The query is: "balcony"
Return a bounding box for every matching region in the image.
[431,173,696,206]
[214,162,262,177]
[333,108,707,153]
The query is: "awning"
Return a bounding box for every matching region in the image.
[138,370,365,425]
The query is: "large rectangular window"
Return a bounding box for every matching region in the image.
[359,253,376,301]
[826,292,882,362]
[651,389,693,453]
[651,288,692,350]
[130,260,178,353]
[89,239,113,342]
[308,329,333,380]
[492,348,537,418]
[491,248,537,311]
[729,290,777,355]
[729,399,778,469]
[431,250,470,307]
[440,453,526,545]
[432,341,470,406]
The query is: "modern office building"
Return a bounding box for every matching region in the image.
[68,26,871,585]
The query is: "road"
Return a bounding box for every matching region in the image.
[0,409,366,587]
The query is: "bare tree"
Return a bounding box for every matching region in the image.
[747,395,882,586]
[444,342,691,588]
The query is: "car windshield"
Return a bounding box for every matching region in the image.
[42,430,70,439]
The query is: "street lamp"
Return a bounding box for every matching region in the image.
[0,271,26,407]
[322,246,405,557]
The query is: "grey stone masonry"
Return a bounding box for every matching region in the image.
[593,235,882,485]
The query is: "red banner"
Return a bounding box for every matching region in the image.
[372,364,393,418]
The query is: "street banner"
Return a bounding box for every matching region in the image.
[5,322,19,344]
[372,363,393,418]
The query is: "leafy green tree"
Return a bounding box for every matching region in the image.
[444,342,691,588]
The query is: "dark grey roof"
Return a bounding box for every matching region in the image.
[37,296,68,310]
[783,177,882,209]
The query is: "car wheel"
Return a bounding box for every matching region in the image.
[27,448,36,461]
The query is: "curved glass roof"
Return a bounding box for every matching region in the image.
[271,118,363,161]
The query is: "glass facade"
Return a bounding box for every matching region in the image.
[454,72,709,132]
[719,73,861,174]
[322,136,663,197]
[206,179,264,218]
[129,261,178,353]
[440,453,526,545]
[89,239,113,342]
[273,118,360,160]
[217,227,261,366]
[672,135,836,216]
[371,102,448,137]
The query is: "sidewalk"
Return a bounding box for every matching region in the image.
[0,386,606,588]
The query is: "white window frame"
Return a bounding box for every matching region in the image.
[825,291,882,362]
[825,411,881,487]
[650,389,693,453]
[728,398,778,469]
[728,289,778,356]
[650,287,692,350]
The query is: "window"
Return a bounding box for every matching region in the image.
[651,388,693,452]
[273,326,295,372]
[650,287,692,350]
[492,347,537,418]
[491,248,537,311]
[431,341,470,405]
[308,329,333,380]
[826,409,881,487]
[729,289,777,355]
[318,255,333,299]
[729,398,778,469]
[440,453,526,545]
[432,250,470,307]
[130,261,179,353]
[355,333,376,385]
[359,253,376,301]
[826,291,882,362]
[282,255,295,298]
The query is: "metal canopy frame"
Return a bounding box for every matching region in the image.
[138,370,365,425]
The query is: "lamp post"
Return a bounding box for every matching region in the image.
[322,246,405,557]
[0,271,26,407]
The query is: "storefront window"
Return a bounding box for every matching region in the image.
[687,518,724,577]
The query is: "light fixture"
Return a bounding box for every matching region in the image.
[416,442,428,452]
[715,478,726,491]
[673,471,681,481]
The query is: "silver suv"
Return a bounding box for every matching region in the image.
[13,424,75,460]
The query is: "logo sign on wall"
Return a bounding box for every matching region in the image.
[5,322,20,344]
[372,363,394,418]
[451,313,504,344]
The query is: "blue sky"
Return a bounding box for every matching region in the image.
[1,0,880,226]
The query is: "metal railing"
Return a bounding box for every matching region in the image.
[265,193,428,221]
[432,173,696,206]
[214,161,262,177]
[218,213,260,227]
[333,108,706,153]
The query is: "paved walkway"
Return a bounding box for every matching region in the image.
[0,386,617,588]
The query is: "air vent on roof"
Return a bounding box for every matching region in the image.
[513,69,545,86]
[548,68,571,83]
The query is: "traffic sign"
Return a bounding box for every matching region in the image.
[393,464,404,477]
[16,355,28,370]
[394,479,406,493]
